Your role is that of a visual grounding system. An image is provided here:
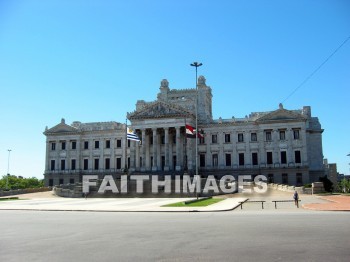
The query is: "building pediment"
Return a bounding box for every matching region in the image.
[44,119,79,135]
[128,101,194,120]
[256,108,306,123]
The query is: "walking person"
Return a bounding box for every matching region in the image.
[293,190,299,208]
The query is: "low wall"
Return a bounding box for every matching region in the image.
[268,182,325,194]
[54,177,236,198]
[0,187,51,197]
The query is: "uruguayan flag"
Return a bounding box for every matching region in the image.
[127,128,141,142]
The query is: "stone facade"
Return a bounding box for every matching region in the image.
[43,76,324,187]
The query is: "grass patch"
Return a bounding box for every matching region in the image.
[0,197,20,201]
[163,198,224,207]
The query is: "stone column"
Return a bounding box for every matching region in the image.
[206,131,211,169]
[272,129,279,166]
[110,137,115,171]
[45,141,50,172]
[258,130,265,166]
[175,127,181,171]
[169,132,173,170]
[141,129,146,171]
[286,128,293,166]
[157,132,161,169]
[135,137,140,170]
[129,139,136,172]
[164,127,170,171]
[122,137,127,170]
[187,135,193,171]
[301,127,308,165]
[152,128,158,171]
[218,132,224,169]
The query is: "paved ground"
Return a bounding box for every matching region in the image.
[1,210,349,262]
[1,189,349,212]
[0,191,246,212]
[303,195,350,211]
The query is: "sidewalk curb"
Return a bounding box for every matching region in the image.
[0,203,243,213]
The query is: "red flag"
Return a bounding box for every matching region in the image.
[186,125,203,139]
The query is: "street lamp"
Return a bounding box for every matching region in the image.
[7,149,12,190]
[190,62,202,199]
[347,153,350,175]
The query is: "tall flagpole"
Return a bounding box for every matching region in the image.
[190,62,202,198]
[125,116,128,174]
[184,117,187,172]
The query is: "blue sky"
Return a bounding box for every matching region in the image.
[0,0,349,178]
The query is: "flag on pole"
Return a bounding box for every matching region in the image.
[186,124,203,139]
[127,128,141,142]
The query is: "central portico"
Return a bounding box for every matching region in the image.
[128,101,196,172]
[127,77,212,173]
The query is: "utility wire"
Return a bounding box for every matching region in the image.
[281,35,350,104]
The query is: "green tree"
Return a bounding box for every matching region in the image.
[319,176,333,192]
[0,175,44,190]
[339,178,350,193]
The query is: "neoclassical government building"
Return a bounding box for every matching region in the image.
[44,76,324,187]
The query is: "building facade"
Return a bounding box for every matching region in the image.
[44,76,324,186]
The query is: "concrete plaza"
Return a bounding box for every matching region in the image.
[1,189,349,212]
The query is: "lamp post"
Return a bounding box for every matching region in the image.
[190,62,202,199]
[6,149,12,190]
[347,153,350,175]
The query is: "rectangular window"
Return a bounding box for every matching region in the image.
[225,153,231,167]
[161,156,165,170]
[105,158,110,170]
[282,173,288,184]
[71,141,77,150]
[265,131,272,141]
[128,157,130,168]
[161,135,165,144]
[225,134,231,143]
[172,135,176,144]
[293,129,300,139]
[83,159,88,170]
[106,140,111,149]
[239,153,245,166]
[128,140,130,148]
[49,179,53,187]
[212,134,218,144]
[71,159,76,170]
[84,141,89,150]
[268,174,274,183]
[281,151,287,164]
[51,142,56,151]
[61,141,66,150]
[238,133,244,142]
[212,154,218,167]
[94,159,99,170]
[279,130,286,140]
[200,154,206,167]
[296,173,302,185]
[69,178,74,184]
[252,152,258,165]
[116,158,121,169]
[295,150,301,164]
[60,159,65,170]
[50,160,55,171]
[95,141,99,149]
[59,179,64,185]
[267,152,273,165]
[116,139,122,148]
[251,133,257,142]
